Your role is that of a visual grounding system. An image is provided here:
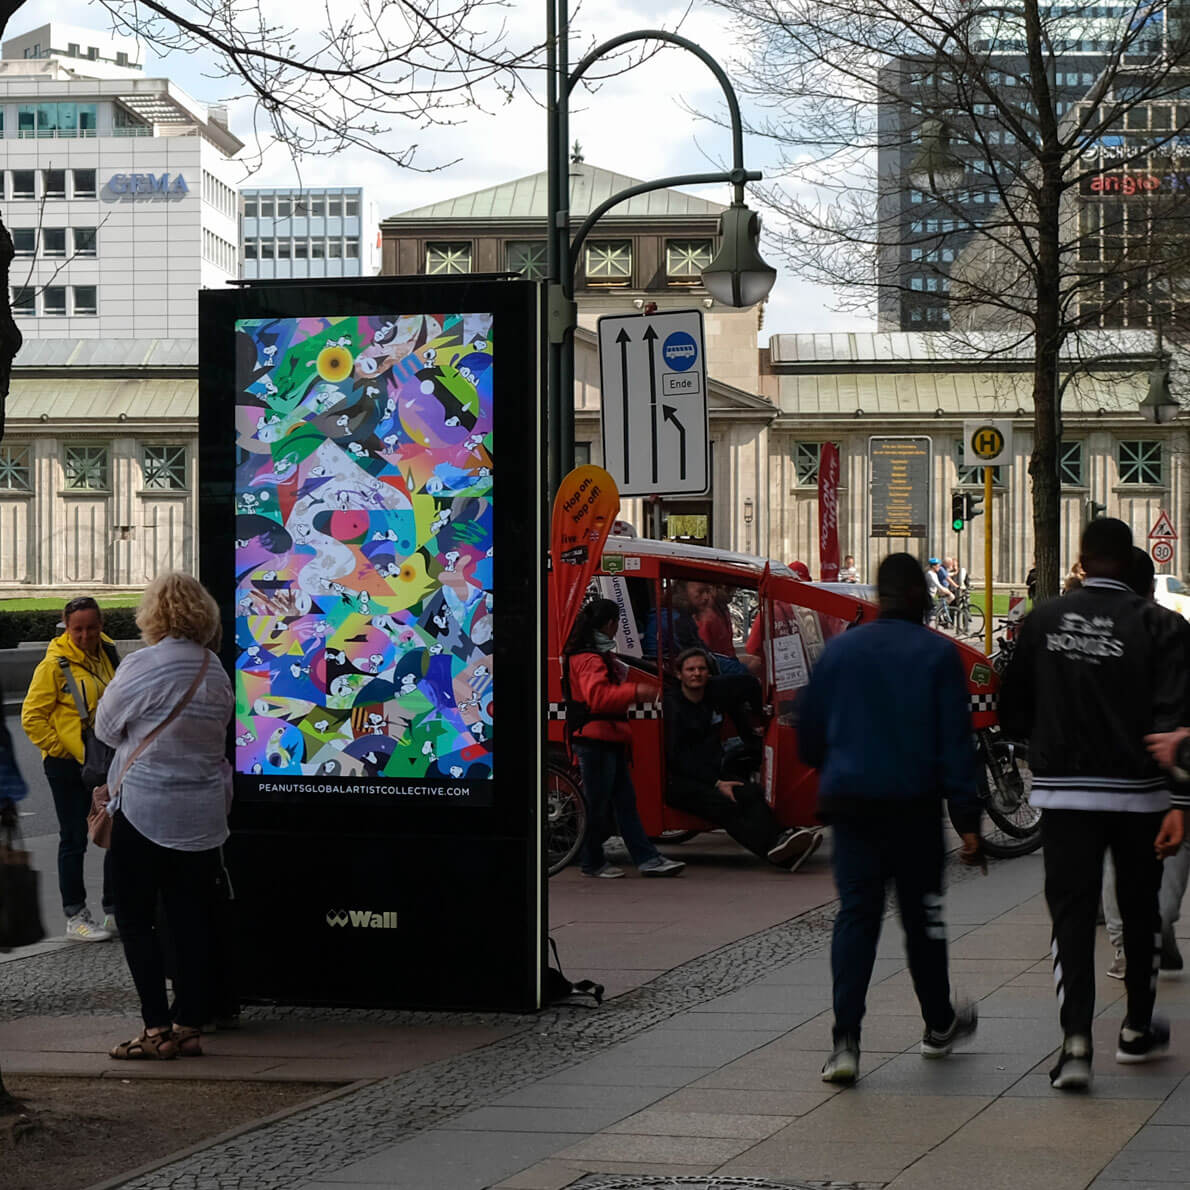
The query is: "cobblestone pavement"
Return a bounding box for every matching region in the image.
[0,858,991,1189]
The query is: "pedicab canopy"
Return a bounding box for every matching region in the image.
[199,276,545,1012]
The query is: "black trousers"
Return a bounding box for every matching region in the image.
[1042,808,1164,1041]
[830,809,953,1042]
[666,778,783,860]
[110,810,217,1030]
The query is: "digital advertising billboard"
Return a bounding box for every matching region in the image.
[199,278,544,1011]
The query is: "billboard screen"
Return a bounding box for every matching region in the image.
[200,279,544,1011]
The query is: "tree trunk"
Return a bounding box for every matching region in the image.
[0,215,23,446]
[1030,173,1064,602]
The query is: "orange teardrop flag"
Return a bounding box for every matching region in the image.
[549,465,621,661]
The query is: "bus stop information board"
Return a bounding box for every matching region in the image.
[869,437,930,538]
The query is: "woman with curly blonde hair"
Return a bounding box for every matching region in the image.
[95,572,233,1061]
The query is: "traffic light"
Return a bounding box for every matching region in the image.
[1088,499,1107,521]
[965,492,984,522]
[951,492,965,532]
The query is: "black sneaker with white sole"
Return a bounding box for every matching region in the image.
[1116,1016,1171,1064]
[920,998,978,1058]
[1050,1035,1093,1091]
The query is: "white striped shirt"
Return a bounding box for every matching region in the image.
[95,636,234,851]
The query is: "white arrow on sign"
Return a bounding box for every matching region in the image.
[597,309,709,497]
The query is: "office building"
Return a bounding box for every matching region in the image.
[240,187,379,280]
[0,23,242,338]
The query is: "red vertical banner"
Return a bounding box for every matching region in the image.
[818,442,840,582]
[549,466,621,660]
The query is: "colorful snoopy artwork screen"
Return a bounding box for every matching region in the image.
[233,313,495,804]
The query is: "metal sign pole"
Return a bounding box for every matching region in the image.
[984,465,994,656]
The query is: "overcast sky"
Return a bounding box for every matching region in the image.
[16,0,868,340]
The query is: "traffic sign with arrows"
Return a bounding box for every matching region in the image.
[597,310,709,496]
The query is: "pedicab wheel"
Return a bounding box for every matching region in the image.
[950,733,1042,858]
[546,760,587,876]
[649,829,701,845]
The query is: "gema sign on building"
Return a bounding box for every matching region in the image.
[199,279,543,1011]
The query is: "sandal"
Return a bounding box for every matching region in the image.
[172,1025,204,1057]
[110,1029,177,1061]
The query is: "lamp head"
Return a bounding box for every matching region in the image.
[701,203,777,309]
[1140,365,1179,424]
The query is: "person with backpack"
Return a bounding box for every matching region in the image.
[564,599,684,879]
[21,596,119,941]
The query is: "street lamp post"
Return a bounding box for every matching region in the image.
[544,7,776,496]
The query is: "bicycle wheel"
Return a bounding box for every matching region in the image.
[546,759,587,876]
[950,730,1041,858]
[965,605,985,641]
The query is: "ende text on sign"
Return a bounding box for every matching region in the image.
[107,173,190,196]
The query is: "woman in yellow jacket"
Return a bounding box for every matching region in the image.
[21,596,118,941]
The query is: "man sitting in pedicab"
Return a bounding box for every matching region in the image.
[664,646,821,871]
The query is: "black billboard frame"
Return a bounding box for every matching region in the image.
[198,277,546,1012]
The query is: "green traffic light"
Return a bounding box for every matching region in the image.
[952,518,964,532]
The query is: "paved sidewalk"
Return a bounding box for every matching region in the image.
[54,843,1190,1190]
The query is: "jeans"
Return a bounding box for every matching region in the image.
[573,742,661,873]
[1103,840,1190,947]
[44,754,112,917]
[830,810,954,1043]
[110,810,217,1029]
[1043,808,1164,1039]
[666,778,782,860]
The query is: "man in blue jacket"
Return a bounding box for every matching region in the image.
[799,552,983,1085]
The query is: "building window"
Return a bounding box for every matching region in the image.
[574,442,593,467]
[72,227,97,257]
[12,229,34,256]
[143,445,187,490]
[44,169,65,197]
[294,241,308,259]
[311,240,325,259]
[345,195,360,216]
[310,196,325,217]
[42,228,66,257]
[328,240,342,259]
[1118,440,1163,485]
[259,197,275,218]
[260,241,275,260]
[43,286,66,316]
[244,241,257,260]
[64,445,109,490]
[73,286,97,316]
[276,198,291,219]
[506,239,547,280]
[1060,440,1085,486]
[243,197,258,217]
[666,238,714,282]
[72,168,96,197]
[793,442,823,486]
[345,241,359,258]
[426,241,471,274]
[585,240,632,285]
[953,439,1003,486]
[0,445,31,491]
[327,196,342,217]
[11,170,34,199]
[277,240,292,259]
[11,287,34,317]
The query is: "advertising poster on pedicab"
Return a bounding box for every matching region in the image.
[199,278,544,1011]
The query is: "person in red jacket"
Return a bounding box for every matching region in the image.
[564,599,685,879]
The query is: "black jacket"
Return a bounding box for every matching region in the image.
[999,578,1190,811]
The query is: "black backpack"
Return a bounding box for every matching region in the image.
[544,937,604,1006]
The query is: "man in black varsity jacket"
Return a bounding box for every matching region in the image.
[1000,518,1188,1091]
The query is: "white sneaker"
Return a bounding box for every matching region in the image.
[65,909,111,942]
[101,914,119,938]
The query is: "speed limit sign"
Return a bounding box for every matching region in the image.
[1153,540,1174,565]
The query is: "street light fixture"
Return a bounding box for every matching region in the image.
[908,118,967,194]
[701,203,777,309]
[545,15,770,495]
[1140,324,1180,424]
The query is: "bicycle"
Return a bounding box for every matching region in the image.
[951,586,984,640]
